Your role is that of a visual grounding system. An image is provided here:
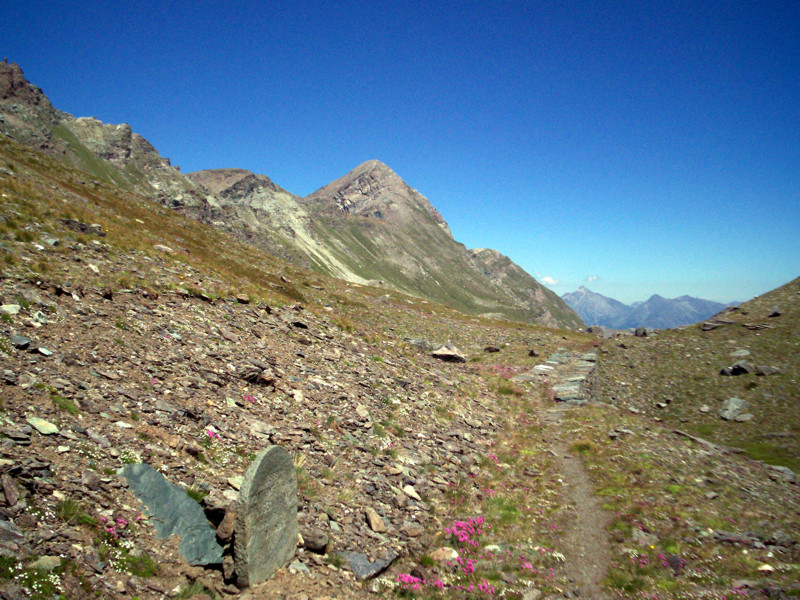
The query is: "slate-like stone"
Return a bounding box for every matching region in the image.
[768,465,797,484]
[0,305,20,316]
[10,336,30,350]
[0,519,25,543]
[234,445,298,587]
[121,463,223,566]
[755,365,781,376]
[26,417,58,435]
[340,550,396,580]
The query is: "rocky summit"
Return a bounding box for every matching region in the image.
[0,62,582,330]
[0,62,799,600]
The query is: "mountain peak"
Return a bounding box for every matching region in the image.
[305,160,453,237]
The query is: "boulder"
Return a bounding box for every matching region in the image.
[431,345,466,363]
[234,445,298,587]
[755,365,781,376]
[720,361,756,376]
[719,398,749,421]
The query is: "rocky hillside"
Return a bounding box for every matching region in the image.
[0,61,206,209]
[303,161,583,327]
[469,249,583,329]
[563,286,736,329]
[1,62,581,329]
[1,120,799,599]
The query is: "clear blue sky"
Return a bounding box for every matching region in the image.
[3,0,798,303]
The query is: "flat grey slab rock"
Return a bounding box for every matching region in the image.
[234,445,298,587]
[340,550,396,580]
[121,463,223,565]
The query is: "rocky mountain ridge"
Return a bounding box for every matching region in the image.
[562,285,737,329]
[0,61,581,329]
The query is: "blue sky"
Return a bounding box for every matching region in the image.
[3,0,798,303]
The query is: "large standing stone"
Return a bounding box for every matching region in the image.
[234,445,298,587]
[121,464,223,565]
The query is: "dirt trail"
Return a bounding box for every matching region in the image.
[526,349,612,599]
[544,404,612,599]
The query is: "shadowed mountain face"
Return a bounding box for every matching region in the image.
[0,62,581,328]
[562,286,737,329]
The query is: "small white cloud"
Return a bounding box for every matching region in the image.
[585,275,600,282]
[541,276,559,285]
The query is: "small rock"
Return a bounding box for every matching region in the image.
[26,417,59,435]
[402,485,421,501]
[430,547,459,561]
[364,507,386,532]
[1,305,21,316]
[30,556,61,571]
[10,335,30,350]
[340,550,396,580]
[768,465,797,484]
[288,560,310,574]
[302,529,328,554]
[755,365,781,376]
[632,529,658,546]
[767,306,781,317]
[2,475,20,507]
[401,522,424,537]
[720,361,756,376]
[758,564,775,572]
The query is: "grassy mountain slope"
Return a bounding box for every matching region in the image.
[304,160,583,327]
[593,276,800,470]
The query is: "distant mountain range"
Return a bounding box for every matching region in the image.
[0,61,582,329]
[561,286,739,329]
